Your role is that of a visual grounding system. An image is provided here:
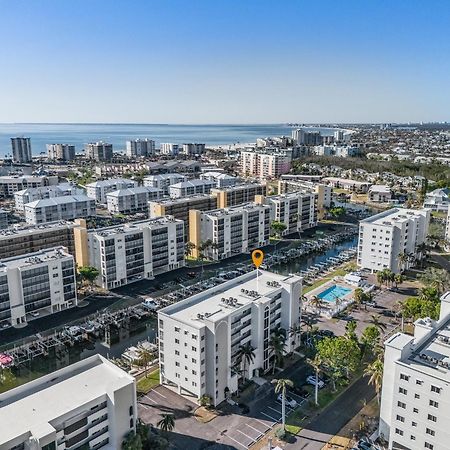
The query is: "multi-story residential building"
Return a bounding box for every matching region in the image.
[0,220,79,259]
[74,217,184,289]
[158,269,302,406]
[445,208,450,250]
[379,291,450,450]
[368,185,393,203]
[106,186,162,215]
[0,354,137,450]
[0,175,59,198]
[313,144,359,157]
[0,209,8,230]
[24,195,96,225]
[189,203,270,260]
[257,191,317,235]
[240,148,292,179]
[278,177,331,219]
[169,179,215,198]
[0,246,77,328]
[181,143,206,156]
[46,143,76,161]
[85,142,113,162]
[423,188,450,212]
[126,138,155,158]
[11,137,32,163]
[200,172,238,188]
[160,143,179,156]
[323,177,371,193]
[357,208,430,274]
[149,195,217,239]
[291,129,322,145]
[14,183,85,212]
[143,173,187,194]
[212,183,267,208]
[86,178,138,204]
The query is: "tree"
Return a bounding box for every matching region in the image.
[199,394,212,408]
[353,288,364,309]
[364,358,384,403]
[302,315,315,347]
[307,355,323,406]
[271,221,287,239]
[122,431,143,450]
[419,267,450,294]
[271,378,293,430]
[136,347,154,376]
[78,266,99,288]
[289,323,302,347]
[237,343,256,382]
[360,325,381,358]
[310,296,325,314]
[185,241,196,258]
[269,331,286,373]
[345,320,358,341]
[369,315,387,333]
[397,253,409,272]
[157,413,175,433]
[393,273,404,289]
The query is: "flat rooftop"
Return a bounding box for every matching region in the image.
[149,194,216,206]
[211,183,265,193]
[107,186,162,197]
[360,207,428,226]
[160,270,300,328]
[0,221,76,238]
[0,355,133,444]
[0,246,71,271]
[203,202,268,217]
[25,195,94,208]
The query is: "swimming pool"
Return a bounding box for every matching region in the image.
[318,284,352,303]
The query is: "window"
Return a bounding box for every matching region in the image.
[413,408,419,413]
[192,358,197,363]
[425,442,434,449]
[410,435,415,441]
[397,401,406,409]
[426,428,435,436]
[175,327,180,332]
[192,370,197,375]
[192,346,197,351]
[429,400,439,408]
[412,421,417,427]
[416,379,423,385]
[175,350,179,356]
[184,330,188,335]
[428,414,437,422]
[396,415,405,423]
[395,428,403,436]
[175,362,180,367]
[431,385,441,394]
[175,338,179,344]
[400,374,410,381]
[414,393,420,399]
[399,387,407,395]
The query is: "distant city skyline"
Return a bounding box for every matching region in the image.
[1,0,449,123]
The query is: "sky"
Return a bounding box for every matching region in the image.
[1,0,449,124]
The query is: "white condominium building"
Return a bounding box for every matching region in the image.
[168,179,215,198]
[200,172,238,188]
[258,191,318,235]
[160,143,179,156]
[24,195,96,225]
[0,354,137,450]
[0,247,77,328]
[445,208,450,250]
[126,138,155,158]
[189,203,270,260]
[357,208,430,274]
[181,143,206,156]
[212,183,267,208]
[11,137,32,163]
[14,183,85,212]
[46,143,76,161]
[312,144,359,157]
[0,175,59,197]
[240,148,292,179]
[158,270,302,406]
[86,178,138,204]
[291,129,322,145]
[143,173,187,194]
[75,217,185,289]
[106,186,162,215]
[85,142,113,162]
[379,292,450,450]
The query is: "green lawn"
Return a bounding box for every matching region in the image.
[136,368,160,394]
[303,261,356,293]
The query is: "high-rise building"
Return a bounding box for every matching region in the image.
[291,129,322,145]
[160,143,179,156]
[357,208,430,273]
[46,143,76,161]
[181,143,206,156]
[212,183,267,208]
[189,203,270,260]
[379,291,450,450]
[240,148,292,179]
[11,137,32,163]
[85,141,113,162]
[126,139,156,158]
[158,269,302,406]
[0,354,137,449]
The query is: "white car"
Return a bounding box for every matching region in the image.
[276,394,297,408]
[306,375,325,389]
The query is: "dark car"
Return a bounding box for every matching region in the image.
[291,386,310,398]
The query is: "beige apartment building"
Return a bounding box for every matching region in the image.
[212,183,267,208]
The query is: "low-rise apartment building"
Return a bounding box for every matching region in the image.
[106,187,162,215]
[379,291,450,450]
[200,172,238,188]
[169,179,215,198]
[74,217,185,289]
[357,208,430,273]
[143,173,187,194]
[0,246,77,328]
[158,270,302,406]
[423,188,450,212]
[0,175,59,198]
[368,185,392,203]
[0,354,137,450]
[212,183,267,208]
[189,203,270,260]
[322,177,370,193]
[24,195,96,225]
[86,178,138,204]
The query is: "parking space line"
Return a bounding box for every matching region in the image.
[261,411,279,422]
[267,406,281,415]
[246,423,263,435]
[138,403,151,410]
[236,429,255,443]
[225,433,248,449]
[254,417,273,428]
[152,389,167,399]
[143,395,157,404]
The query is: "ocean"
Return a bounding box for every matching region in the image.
[0,123,338,157]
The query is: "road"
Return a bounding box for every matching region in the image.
[286,376,376,450]
[431,252,450,272]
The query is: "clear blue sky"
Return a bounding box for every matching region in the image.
[1,0,449,123]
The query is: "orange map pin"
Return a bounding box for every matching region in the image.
[252,249,264,268]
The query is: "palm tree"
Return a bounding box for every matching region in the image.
[345,320,357,340]
[289,323,302,347]
[393,273,403,289]
[376,270,386,287]
[136,347,154,376]
[364,359,384,403]
[185,241,196,258]
[397,252,409,273]
[302,315,315,347]
[157,413,175,433]
[369,315,387,333]
[310,296,324,314]
[353,288,364,309]
[269,332,286,374]
[271,378,293,430]
[307,356,323,406]
[237,343,256,382]
[419,268,450,294]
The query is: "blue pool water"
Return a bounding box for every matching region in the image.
[318,285,352,303]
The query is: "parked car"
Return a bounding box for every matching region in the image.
[291,386,310,398]
[306,375,325,389]
[319,329,334,338]
[357,440,374,450]
[365,300,377,307]
[276,394,297,408]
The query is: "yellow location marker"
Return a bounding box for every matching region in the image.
[252,249,264,268]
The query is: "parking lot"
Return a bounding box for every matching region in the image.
[138,384,308,449]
